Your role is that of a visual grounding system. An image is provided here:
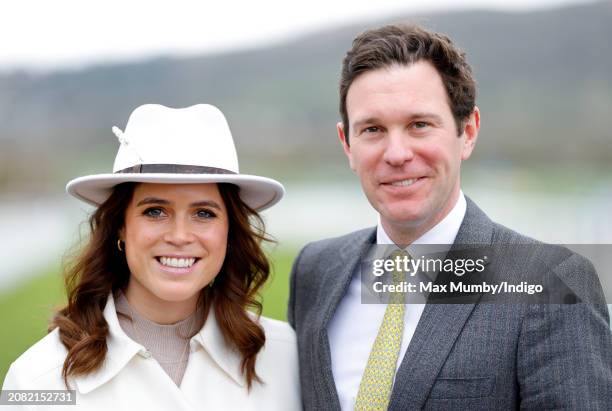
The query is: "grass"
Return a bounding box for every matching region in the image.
[0,266,66,384]
[259,246,298,320]
[0,247,298,384]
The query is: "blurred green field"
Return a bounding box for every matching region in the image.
[0,247,298,384]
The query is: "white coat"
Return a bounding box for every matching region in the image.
[2,293,301,410]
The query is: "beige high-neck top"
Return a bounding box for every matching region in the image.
[115,291,198,386]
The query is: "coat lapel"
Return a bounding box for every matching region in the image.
[313,228,376,410]
[74,293,142,394]
[388,197,495,410]
[320,228,377,330]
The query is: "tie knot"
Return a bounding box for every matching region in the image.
[389,248,409,260]
[388,249,410,284]
[389,250,411,259]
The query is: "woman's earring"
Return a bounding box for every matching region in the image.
[117,239,124,252]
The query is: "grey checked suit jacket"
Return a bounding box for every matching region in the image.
[288,198,612,410]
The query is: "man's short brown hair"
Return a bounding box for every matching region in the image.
[339,24,476,143]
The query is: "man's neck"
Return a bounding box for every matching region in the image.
[382,221,432,246]
[380,191,465,246]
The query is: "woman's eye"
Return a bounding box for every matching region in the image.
[196,209,216,219]
[143,207,165,218]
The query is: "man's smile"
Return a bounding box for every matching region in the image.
[379,176,429,192]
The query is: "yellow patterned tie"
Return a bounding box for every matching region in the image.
[355,249,408,411]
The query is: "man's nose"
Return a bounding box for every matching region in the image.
[163,218,195,246]
[382,131,414,166]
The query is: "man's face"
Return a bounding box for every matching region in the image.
[338,61,479,241]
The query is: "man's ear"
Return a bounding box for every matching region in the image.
[337,122,355,171]
[460,106,480,161]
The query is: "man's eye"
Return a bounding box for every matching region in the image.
[144,207,165,217]
[363,126,380,133]
[196,209,216,219]
[413,121,429,129]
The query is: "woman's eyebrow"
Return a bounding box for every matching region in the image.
[136,198,221,210]
[190,200,222,210]
[136,197,170,207]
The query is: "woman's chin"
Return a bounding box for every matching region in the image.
[151,284,204,305]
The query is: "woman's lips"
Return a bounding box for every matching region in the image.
[154,256,201,275]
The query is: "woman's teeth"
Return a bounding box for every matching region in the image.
[158,257,196,268]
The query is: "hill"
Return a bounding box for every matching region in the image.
[1,1,611,191]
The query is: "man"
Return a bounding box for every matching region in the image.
[288,24,612,410]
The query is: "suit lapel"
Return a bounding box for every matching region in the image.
[320,228,377,329]
[313,228,376,410]
[388,197,495,410]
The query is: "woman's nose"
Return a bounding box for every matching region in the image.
[163,219,195,246]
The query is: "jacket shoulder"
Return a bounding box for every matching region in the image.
[490,221,606,305]
[490,220,596,271]
[491,220,591,265]
[3,328,67,388]
[490,220,542,245]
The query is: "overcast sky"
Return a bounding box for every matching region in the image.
[0,0,594,72]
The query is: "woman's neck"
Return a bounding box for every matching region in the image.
[123,283,199,325]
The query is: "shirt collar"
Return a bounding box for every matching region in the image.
[74,293,247,393]
[361,193,466,300]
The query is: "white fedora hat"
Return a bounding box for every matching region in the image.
[66,104,284,211]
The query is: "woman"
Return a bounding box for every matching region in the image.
[2,104,301,410]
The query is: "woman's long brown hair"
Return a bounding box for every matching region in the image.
[51,182,270,389]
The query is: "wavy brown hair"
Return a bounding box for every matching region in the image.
[51,182,270,389]
[339,24,477,143]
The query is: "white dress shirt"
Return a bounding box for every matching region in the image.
[327,192,467,410]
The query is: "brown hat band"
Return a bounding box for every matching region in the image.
[116,164,237,175]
